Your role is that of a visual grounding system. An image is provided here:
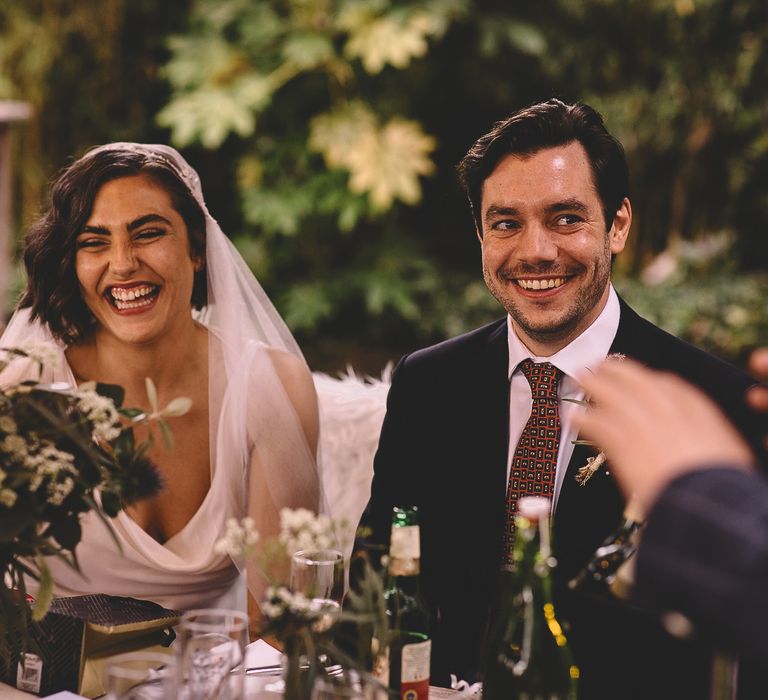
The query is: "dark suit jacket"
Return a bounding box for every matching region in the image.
[635,467,768,663]
[359,297,766,700]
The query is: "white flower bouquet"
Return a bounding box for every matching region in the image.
[0,344,189,652]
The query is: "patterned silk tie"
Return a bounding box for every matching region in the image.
[502,359,563,568]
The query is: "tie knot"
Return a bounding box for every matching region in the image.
[519,359,562,399]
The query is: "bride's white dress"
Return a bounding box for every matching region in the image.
[3,330,387,613]
[4,339,287,612]
[45,486,246,612]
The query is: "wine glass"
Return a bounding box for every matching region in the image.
[177,608,249,700]
[290,548,344,628]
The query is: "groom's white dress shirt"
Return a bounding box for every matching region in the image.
[506,284,621,512]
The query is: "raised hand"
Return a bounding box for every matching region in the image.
[576,358,756,512]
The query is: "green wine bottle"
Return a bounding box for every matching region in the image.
[482,496,579,700]
[376,506,431,700]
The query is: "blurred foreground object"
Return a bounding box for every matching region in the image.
[482,496,578,700]
[575,351,768,664]
[0,101,31,321]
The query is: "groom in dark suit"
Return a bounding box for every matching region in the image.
[359,99,765,699]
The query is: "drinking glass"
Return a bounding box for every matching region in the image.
[290,549,344,602]
[177,608,248,700]
[291,548,344,630]
[311,670,388,700]
[105,651,175,699]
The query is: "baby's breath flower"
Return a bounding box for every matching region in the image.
[76,388,121,442]
[0,416,17,434]
[2,434,28,458]
[18,341,61,369]
[0,488,18,507]
[261,601,284,619]
[47,477,75,506]
[280,507,314,532]
[27,443,76,478]
[310,514,331,535]
[214,516,260,559]
[279,507,338,555]
[261,585,315,621]
[20,442,76,494]
[40,444,76,466]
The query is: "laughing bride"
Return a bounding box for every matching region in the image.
[0,143,328,624]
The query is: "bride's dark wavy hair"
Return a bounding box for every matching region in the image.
[19,147,207,345]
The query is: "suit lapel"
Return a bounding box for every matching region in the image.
[552,299,644,580]
[607,297,659,364]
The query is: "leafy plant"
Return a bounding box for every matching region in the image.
[157,0,469,343]
[615,232,768,364]
[216,510,390,700]
[0,345,190,655]
[4,1,768,365]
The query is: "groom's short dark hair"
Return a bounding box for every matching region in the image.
[20,147,207,345]
[457,98,630,233]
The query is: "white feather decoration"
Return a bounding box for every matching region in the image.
[313,365,392,555]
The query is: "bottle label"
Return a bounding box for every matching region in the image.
[391,525,420,559]
[401,639,430,700]
[16,653,43,694]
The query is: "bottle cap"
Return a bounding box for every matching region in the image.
[518,496,551,520]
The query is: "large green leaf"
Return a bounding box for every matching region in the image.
[157,88,258,148]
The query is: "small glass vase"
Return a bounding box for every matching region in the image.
[282,629,322,700]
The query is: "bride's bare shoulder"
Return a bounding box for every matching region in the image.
[264,346,319,452]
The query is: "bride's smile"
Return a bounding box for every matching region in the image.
[106,282,160,311]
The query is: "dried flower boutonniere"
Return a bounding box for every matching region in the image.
[573,442,607,486]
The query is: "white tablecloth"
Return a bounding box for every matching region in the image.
[0,640,282,699]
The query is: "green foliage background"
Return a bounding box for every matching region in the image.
[2,0,767,371]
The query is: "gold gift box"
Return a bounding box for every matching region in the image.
[4,594,178,697]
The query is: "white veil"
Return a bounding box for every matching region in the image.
[1,143,327,610]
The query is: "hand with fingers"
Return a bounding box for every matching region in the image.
[575,357,758,513]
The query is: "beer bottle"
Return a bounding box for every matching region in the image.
[378,506,431,700]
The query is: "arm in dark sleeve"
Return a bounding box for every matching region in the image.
[634,466,768,661]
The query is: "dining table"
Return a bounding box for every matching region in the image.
[0,639,278,699]
[1,640,463,699]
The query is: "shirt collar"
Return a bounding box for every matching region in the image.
[507,285,621,381]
